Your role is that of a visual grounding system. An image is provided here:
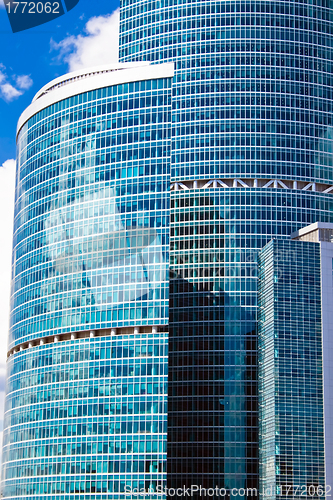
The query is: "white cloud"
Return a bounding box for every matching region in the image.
[0,67,33,102]
[0,430,3,467]
[0,160,15,465]
[15,74,33,90]
[1,82,22,101]
[0,159,15,367]
[51,9,119,72]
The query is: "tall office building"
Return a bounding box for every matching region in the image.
[2,62,173,498]
[258,223,333,499]
[119,0,333,492]
[2,1,333,499]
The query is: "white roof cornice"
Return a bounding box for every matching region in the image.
[17,62,174,138]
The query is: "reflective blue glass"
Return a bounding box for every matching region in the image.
[258,240,325,499]
[119,0,333,491]
[4,0,333,495]
[2,72,172,499]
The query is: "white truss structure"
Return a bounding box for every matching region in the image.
[170,178,333,194]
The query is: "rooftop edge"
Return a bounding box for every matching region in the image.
[290,222,333,239]
[17,62,175,138]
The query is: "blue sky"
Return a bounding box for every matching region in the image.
[0,0,119,163]
[0,0,120,461]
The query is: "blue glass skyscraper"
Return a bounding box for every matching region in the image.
[119,0,333,493]
[3,0,333,498]
[2,62,173,498]
[258,224,333,499]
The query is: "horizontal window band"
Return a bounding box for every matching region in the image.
[171,178,333,193]
[7,325,168,359]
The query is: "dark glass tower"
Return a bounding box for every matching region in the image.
[119,1,333,493]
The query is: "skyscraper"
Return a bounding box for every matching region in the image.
[119,0,333,492]
[2,1,333,498]
[258,223,333,499]
[2,62,173,498]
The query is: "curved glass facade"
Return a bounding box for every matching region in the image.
[119,0,333,493]
[4,0,333,497]
[4,334,168,498]
[120,0,333,184]
[12,70,171,347]
[2,65,173,498]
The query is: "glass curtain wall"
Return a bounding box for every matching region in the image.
[2,72,172,499]
[119,0,333,493]
[258,239,325,500]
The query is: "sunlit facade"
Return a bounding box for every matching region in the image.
[2,62,173,498]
